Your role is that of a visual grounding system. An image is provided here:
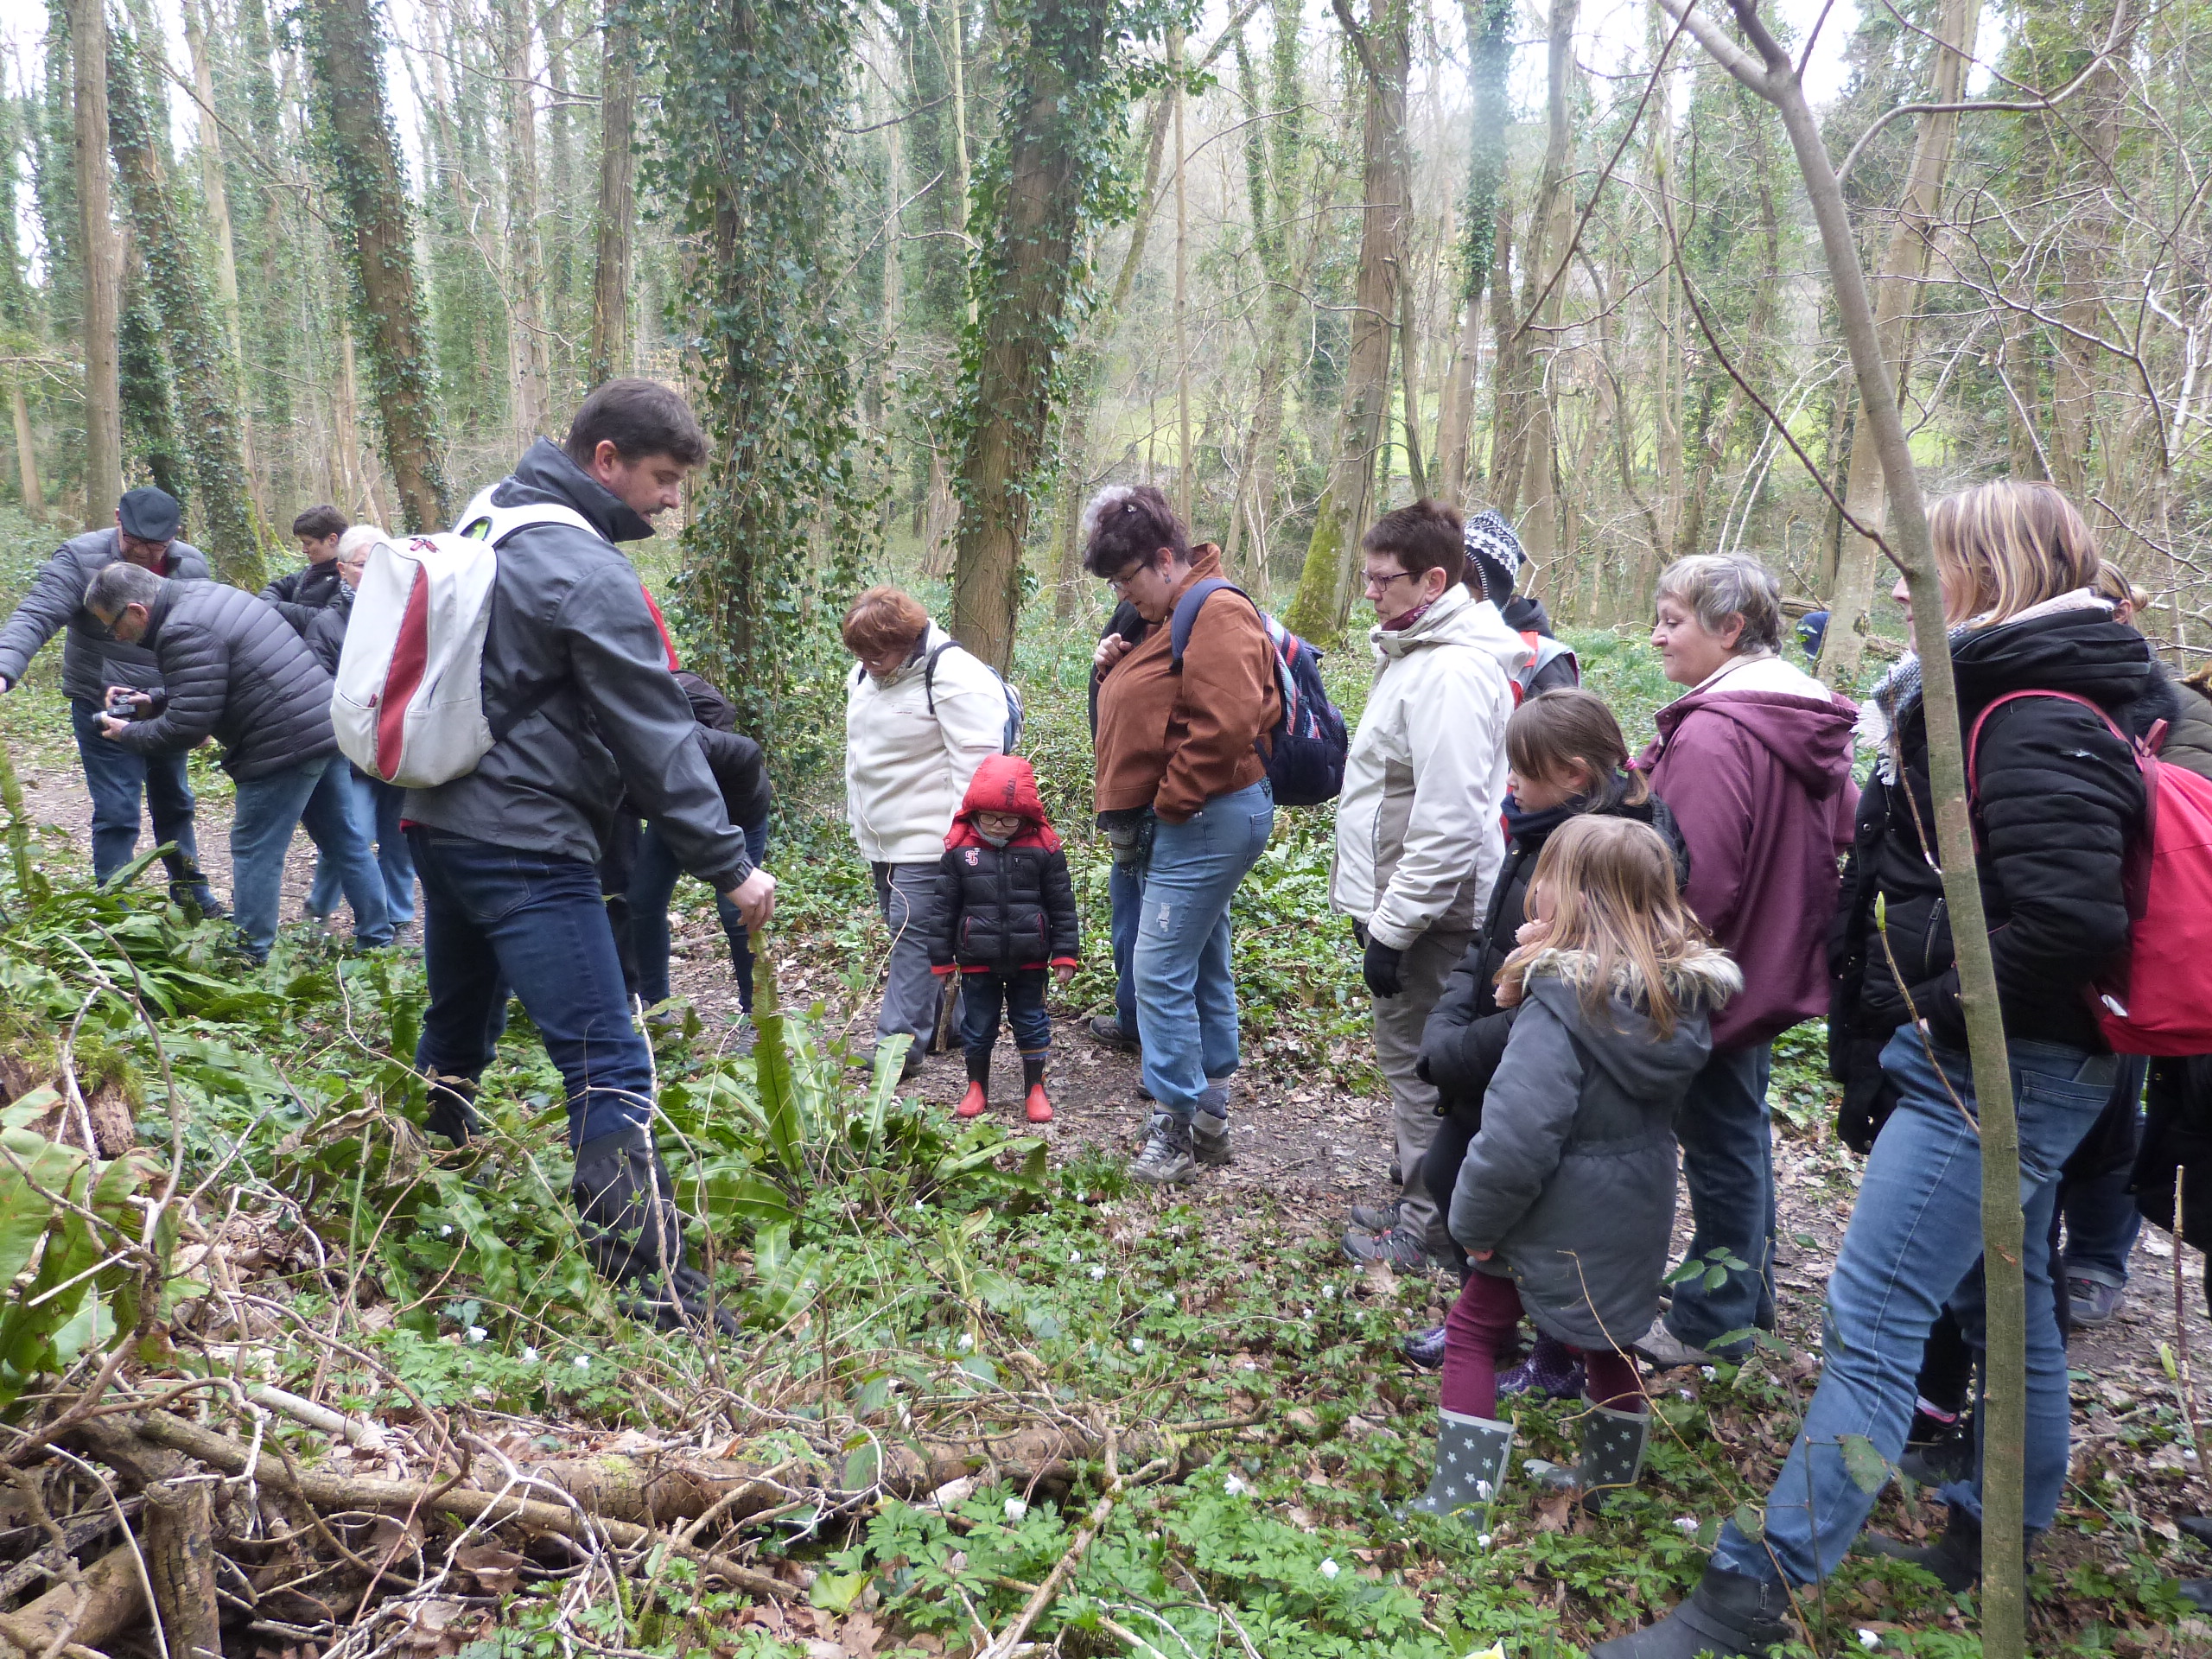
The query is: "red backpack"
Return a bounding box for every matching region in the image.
[1967,689,2212,1056]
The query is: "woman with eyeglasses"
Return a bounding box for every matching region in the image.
[1084,486,1279,1186]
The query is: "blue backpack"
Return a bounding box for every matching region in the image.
[1168,579,1348,808]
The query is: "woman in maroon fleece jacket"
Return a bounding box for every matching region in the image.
[1633,552,1858,1366]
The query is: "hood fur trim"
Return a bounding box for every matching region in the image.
[1519,943,1741,1008]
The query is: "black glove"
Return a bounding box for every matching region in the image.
[1362,936,1405,999]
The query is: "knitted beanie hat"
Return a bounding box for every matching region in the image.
[1462,509,1523,607]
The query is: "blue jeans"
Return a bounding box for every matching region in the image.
[1134,779,1273,1119]
[409,827,653,1149]
[628,820,768,1010]
[1668,1042,1777,1353]
[2060,1059,2147,1287]
[308,769,416,926]
[70,697,209,891]
[1109,858,1142,1039]
[229,754,391,960]
[1713,1029,2119,1586]
[960,969,1052,1058]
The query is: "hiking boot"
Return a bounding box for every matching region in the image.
[1192,1110,1231,1166]
[1350,1199,1402,1233]
[170,868,226,919]
[1087,1014,1141,1053]
[423,1072,483,1147]
[570,1127,741,1337]
[1898,1405,1974,1485]
[1527,1397,1651,1514]
[1401,1323,1446,1370]
[1343,1221,1433,1272]
[2067,1274,2125,1325]
[1587,1561,1796,1657]
[1631,1316,1715,1370]
[1498,1334,1586,1401]
[1129,1115,1196,1186]
[1405,1410,1513,1521]
[1861,1503,2030,1594]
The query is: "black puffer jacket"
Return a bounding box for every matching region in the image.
[111,581,337,779]
[675,671,772,829]
[926,755,1080,974]
[261,561,350,630]
[1827,607,2168,1135]
[0,531,209,702]
[1418,774,1690,1129]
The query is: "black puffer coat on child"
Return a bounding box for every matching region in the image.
[927,754,1081,975]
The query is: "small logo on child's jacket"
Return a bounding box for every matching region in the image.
[963,849,981,865]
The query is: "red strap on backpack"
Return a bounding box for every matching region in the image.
[1964,689,2131,796]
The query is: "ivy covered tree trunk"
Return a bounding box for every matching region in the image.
[302,0,450,532]
[950,0,1128,672]
[502,0,549,444]
[1282,0,1407,640]
[106,31,264,588]
[650,0,871,734]
[69,0,121,524]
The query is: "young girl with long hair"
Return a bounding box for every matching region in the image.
[1410,814,1738,1520]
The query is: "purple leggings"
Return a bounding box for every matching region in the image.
[1440,1268,1645,1417]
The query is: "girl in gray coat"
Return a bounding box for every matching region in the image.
[1410,814,1740,1520]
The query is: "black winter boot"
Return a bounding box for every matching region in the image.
[423,1072,483,1146]
[571,1127,741,1336]
[1531,1397,1650,1514]
[1404,1409,1513,1522]
[1861,1503,2028,1594]
[1587,1561,1796,1657]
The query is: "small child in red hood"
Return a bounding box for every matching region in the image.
[928,755,1082,1122]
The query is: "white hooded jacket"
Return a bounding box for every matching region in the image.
[1330,584,1529,948]
[844,622,1010,864]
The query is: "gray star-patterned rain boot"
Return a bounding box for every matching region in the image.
[1405,1410,1514,1522]
[1528,1397,1651,1514]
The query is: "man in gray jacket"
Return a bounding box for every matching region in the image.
[402,378,773,1337]
[0,487,221,912]
[83,566,390,963]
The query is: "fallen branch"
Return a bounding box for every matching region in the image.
[113,1411,798,1603]
[981,1434,1129,1659]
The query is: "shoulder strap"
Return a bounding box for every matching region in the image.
[1965,689,2124,798]
[923,639,956,717]
[454,484,605,547]
[1168,579,1250,672]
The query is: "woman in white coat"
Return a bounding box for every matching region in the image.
[843,587,1012,1077]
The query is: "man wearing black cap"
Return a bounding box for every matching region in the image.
[0,488,222,912]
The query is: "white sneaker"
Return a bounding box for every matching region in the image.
[1630,1316,1715,1370]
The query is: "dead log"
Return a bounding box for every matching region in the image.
[116,1411,797,1603]
[143,1479,222,1659]
[0,1541,146,1656]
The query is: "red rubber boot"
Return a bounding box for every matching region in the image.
[957,1052,989,1119]
[1022,1052,1053,1123]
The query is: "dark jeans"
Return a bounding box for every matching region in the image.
[1109,857,1141,1038]
[409,827,654,1149]
[1666,1041,1777,1353]
[70,697,207,890]
[629,820,769,1011]
[959,969,1052,1059]
[308,769,416,926]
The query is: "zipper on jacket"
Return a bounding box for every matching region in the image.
[1922,896,1948,973]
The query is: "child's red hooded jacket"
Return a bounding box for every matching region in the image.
[929,755,1081,975]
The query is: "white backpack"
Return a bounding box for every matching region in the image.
[330,487,605,788]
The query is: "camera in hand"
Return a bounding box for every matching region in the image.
[105,690,137,720]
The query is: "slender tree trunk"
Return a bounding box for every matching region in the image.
[106,29,264,588]
[1283,0,1407,639]
[1484,200,1522,510]
[1398,269,1427,498]
[1815,0,1980,686]
[949,0,1115,670]
[589,10,636,384]
[503,0,548,443]
[1439,0,1511,505]
[1173,29,1192,526]
[1513,0,1577,577]
[1646,0,1681,559]
[302,0,450,531]
[1661,9,2030,1652]
[71,0,121,524]
[10,385,41,517]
